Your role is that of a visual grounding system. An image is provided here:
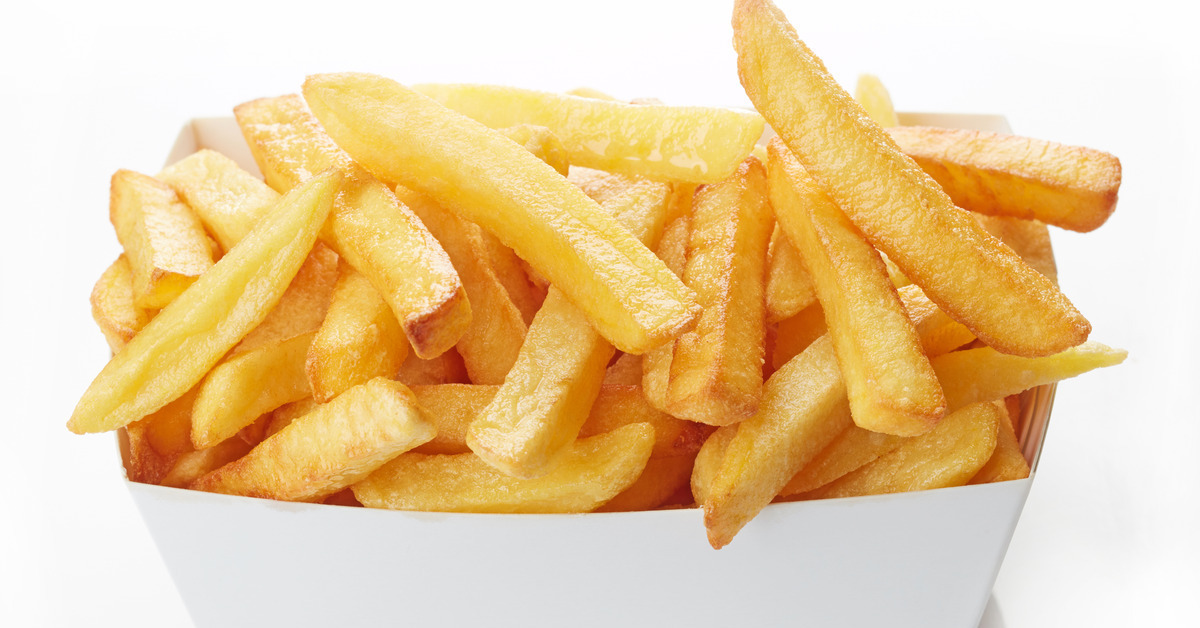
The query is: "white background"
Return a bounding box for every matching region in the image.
[2,0,1195,626]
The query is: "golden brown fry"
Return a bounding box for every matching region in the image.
[235,94,469,359]
[69,172,338,434]
[806,401,1001,499]
[124,388,197,485]
[109,169,215,310]
[596,454,697,512]
[603,353,644,386]
[265,397,321,440]
[191,332,316,448]
[766,225,817,323]
[769,139,944,436]
[690,425,736,507]
[393,186,527,385]
[395,347,468,386]
[307,260,409,403]
[898,284,976,358]
[933,340,1127,412]
[974,214,1058,285]
[854,74,899,128]
[770,302,826,371]
[642,214,692,413]
[353,423,654,513]
[412,83,765,183]
[779,424,901,497]
[666,157,773,425]
[478,230,545,325]
[969,400,1030,484]
[733,0,1089,357]
[236,243,339,353]
[192,378,435,501]
[160,434,256,489]
[158,148,280,252]
[302,73,699,355]
[91,255,152,354]
[889,126,1121,233]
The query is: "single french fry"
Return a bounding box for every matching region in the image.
[394,186,527,385]
[353,423,654,514]
[158,148,280,252]
[766,225,817,323]
[465,172,676,478]
[733,0,1090,357]
[596,454,697,512]
[854,74,899,128]
[191,378,435,502]
[191,331,316,448]
[307,260,409,403]
[69,172,338,434]
[109,169,215,310]
[265,397,321,440]
[666,157,774,425]
[969,400,1030,484]
[412,83,764,183]
[642,214,692,413]
[91,255,152,354]
[769,139,945,436]
[302,73,699,355]
[806,401,1001,500]
[771,302,826,371]
[974,214,1058,285]
[889,126,1121,233]
[933,340,1127,411]
[690,425,737,507]
[235,94,469,359]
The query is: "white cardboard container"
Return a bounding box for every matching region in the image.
[126,113,1051,628]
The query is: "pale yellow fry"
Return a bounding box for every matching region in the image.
[191,331,315,448]
[413,83,764,183]
[499,124,570,176]
[158,148,280,252]
[933,341,1127,412]
[769,139,944,436]
[733,0,1089,357]
[192,378,435,502]
[110,169,214,310]
[808,401,1001,499]
[307,259,409,403]
[766,224,817,323]
[889,126,1121,233]
[667,157,773,425]
[68,172,338,434]
[303,73,700,355]
[91,255,151,354]
[394,186,527,385]
[235,94,469,359]
[353,423,654,514]
[779,424,901,497]
[854,74,899,128]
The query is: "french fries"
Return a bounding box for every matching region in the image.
[72,1,1125,554]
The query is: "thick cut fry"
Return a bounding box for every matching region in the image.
[68,172,338,434]
[235,94,469,359]
[932,341,1127,412]
[690,425,737,507]
[889,126,1121,232]
[596,454,697,512]
[975,214,1058,284]
[302,73,699,355]
[969,401,1030,484]
[353,423,654,513]
[667,157,773,425]
[109,169,215,310]
[124,388,197,485]
[702,336,852,548]
[478,230,545,325]
[413,384,707,459]
[766,225,817,322]
[307,260,409,403]
[465,173,675,477]
[158,149,280,252]
[236,243,339,353]
[91,255,151,353]
[191,332,316,448]
[769,140,945,436]
[191,378,435,501]
[394,186,527,385]
[412,83,764,183]
[854,74,899,128]
[642,214,692,412]
[806,401,1001,500]
[771,302,826,371]
[733,0,1090,357]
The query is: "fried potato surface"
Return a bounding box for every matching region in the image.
[158,148,280,252]
[91,255,151,353]
[765,225,817,323]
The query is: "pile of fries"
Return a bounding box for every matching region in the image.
[72,0,1125,548]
